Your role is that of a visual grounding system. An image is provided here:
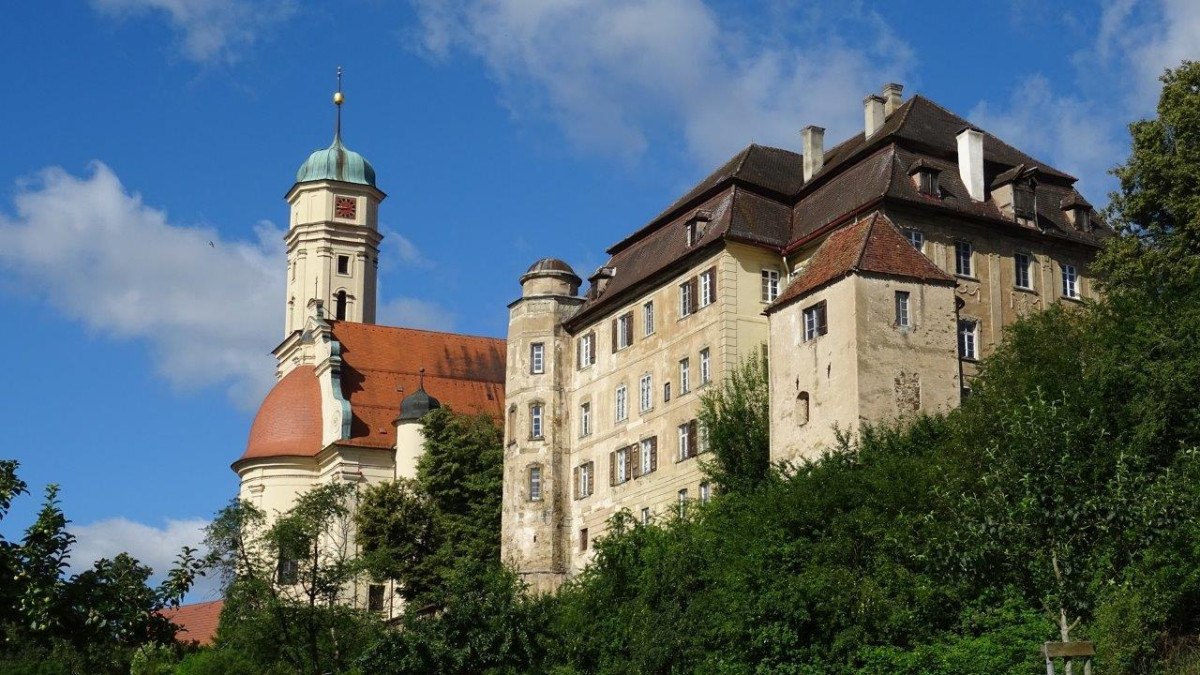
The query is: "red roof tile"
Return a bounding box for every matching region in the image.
[329,322,506,449]
[162,599,223,646]
[766,211,954,313]
[241,366,323,461]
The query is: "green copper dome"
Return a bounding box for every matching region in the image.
[295,134,377,187]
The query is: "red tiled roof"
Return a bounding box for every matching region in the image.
[162,599,223,646]
[241,366,323,461]
[766,211,954,313]
[329,322,506,449]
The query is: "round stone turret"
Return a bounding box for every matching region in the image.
[520,257,581,297]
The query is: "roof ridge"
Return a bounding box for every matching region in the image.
[330,320,504,343]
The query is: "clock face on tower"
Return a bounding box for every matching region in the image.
[335,196,357,220]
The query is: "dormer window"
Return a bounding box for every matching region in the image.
[1013,179,1037,220]
[685,210,713,247]
[907,159,941,198]
[1060,192,1094,232]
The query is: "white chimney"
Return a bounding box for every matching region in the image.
[802,125,825,181]
[956,128,985,201]
[864,95,885,137]
[883,83,903,116]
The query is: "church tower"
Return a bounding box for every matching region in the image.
[283,70,386,335]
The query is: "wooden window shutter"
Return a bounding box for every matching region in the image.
[688,278,699,314]
[630,444,641,477]
[577,339,582,369]
[708,268,717,300]
[818,302,828,335]
[623,313,633,347]
[650,437,658,472]
[611,319,618,353]
[609,452,617,486]
[587,462,594,495]
[688,421,698,458]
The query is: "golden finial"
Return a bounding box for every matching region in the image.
[333,66,344,140]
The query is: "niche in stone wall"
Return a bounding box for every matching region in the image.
[796,391,810,426]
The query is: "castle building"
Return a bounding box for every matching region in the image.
[234,86,506,613]
[502,84,1109,592]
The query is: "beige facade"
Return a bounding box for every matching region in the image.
[504,84,1108,590]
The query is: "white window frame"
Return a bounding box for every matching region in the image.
[803,302,827,341]
[639,374,653,412]
[640,438,653,476]
[615,385,628,422]
[678,423,691,460]
[530,404,544,439]
[529,465,542,501]
[679,358,691,394]
[699,269,716,307]
[530,342,545,374]
[761,268,780,302]
[895,291,910,328]
[958,319,978,360]
[641,507,651,525]
[1014,252,1033,290]
[679,282,694,317]
[678,488,689,513]
[699,348,711,385]
[616,313,633,350]
[579,402,591,437]
[699,482,711,504]
[955,241,973,277]
[579,333,595,368]
[617,447,629,483]
[643,301,655,336]
[1061,264,1079,299]
[578,462,592,497]
[336,254,351,276]
[904,228,924,251]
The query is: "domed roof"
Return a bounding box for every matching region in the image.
[525,257,577,275]
[296,134,377,187]
[238,366,324,463]
[396,385,441,423]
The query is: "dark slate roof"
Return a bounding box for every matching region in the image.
[766,211,954,314]
[563,91,1108,327]
[397,385,442,423]
[526,257,577,275]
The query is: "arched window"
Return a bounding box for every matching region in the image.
[335,290,347,320]
[796,391,810,426]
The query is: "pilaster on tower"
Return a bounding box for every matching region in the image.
[283,71,387,336]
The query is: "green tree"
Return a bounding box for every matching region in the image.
[356,407,504,607]
[698,345,771,493]
[204,483,382,674]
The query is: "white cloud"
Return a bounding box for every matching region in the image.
[378,297,456,332]
[69,517,221,601]
[969,0,1200,202]
[412,0,914,167]
[91,0,296,64]
[0,163,282,409]
[381,229,433,269]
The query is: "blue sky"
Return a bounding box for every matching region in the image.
[0,0,1195,598]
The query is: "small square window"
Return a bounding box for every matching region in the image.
[802,302,828,341]
[580,528,589,551]
[904,228,924,251]
[337,255,350,275]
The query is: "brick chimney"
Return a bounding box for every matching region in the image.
[864,95,885,137]
[956,128,985,201]
[802,125,824,181]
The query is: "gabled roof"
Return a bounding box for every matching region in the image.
[766,211,954,314]
[329,322,505,449]
[162,599,223,646]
